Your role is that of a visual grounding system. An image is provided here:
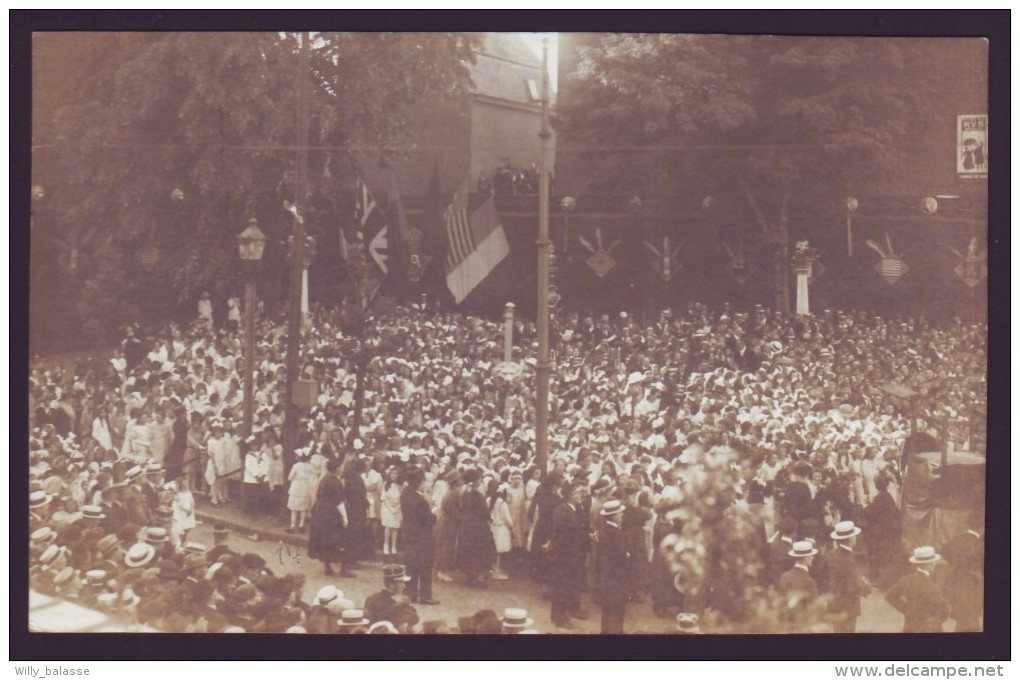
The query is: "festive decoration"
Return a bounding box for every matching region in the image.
[865,234,908,284]
[578,228,621,278]
[644,236,683,282]
[946,237,987,288]
[721,243,754,285]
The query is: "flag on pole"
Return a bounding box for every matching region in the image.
[355,177,389,275]
[445,181,510,304]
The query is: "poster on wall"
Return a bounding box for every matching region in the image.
[957,114,988,180]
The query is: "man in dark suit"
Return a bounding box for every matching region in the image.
[400,469,439,605]
[885,546,949,632]
[364,563,417,625]
[768,517,798,586]
[863,474,902,589]
[778,540,819,602]
[121,466,153,526]
[594,499,630,633]
[548,481,588,629]
[822,520,868,633]
[940,515,983,632]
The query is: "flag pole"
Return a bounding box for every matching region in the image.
[535,38,552,480]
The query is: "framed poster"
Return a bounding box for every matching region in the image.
[957,114,988,180]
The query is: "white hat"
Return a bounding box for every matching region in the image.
[788,540,818,558]
[830,520,862,541]
[501,607,534,628]
[908,546,941,564]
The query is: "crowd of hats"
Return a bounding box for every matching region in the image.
[28,301,984,632]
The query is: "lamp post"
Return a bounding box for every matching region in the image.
[560,196,575,253]
[237,217,267,437]
[503,302,515,362]
[535,38,552,479]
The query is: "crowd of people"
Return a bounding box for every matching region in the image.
[27,297,986,633]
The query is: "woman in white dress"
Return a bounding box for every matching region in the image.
[363,457,384,552]
[380,467,403,555]
[286,448,314,533]
[506,469,528,551]
[489,482,513,580]
[91,405,114,451]
[171,476,197,548]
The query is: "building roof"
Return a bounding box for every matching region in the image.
[471,33,549,106]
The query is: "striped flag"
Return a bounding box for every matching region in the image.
[355,177,389,275]
[876,257,908,284]
[444,182,510,304]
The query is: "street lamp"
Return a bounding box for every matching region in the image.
[560,196,575,253]
[237,217,267,437]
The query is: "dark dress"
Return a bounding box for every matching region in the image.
[164,418,188,482]
[308,474,346,564]
[595,518,630,633]
[456,488,495,580]
[434,486,462,572]
[863,489,903,587]
[548,499,586,625]
[401,487,436,601]
[343,469,372,560]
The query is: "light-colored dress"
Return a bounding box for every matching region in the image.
[287,460,314,512]
[171,489,196,546]
[491,497,513,554]
[381,482,403,529]
[364,468,384,520]
[507,485,528,549]
[267,443,285,489]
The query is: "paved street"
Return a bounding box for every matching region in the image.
[188,497,916,634]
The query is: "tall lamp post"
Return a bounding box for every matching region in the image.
[237,218,266,437]
[535,38,552,478]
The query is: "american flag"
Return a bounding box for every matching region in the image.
[445,181,472,271]
[876,257,907,284]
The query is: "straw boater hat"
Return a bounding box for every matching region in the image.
[501,608,534,629]
[367,621,399,634]
[337,609,370,628]
[29,490,53,509]
[676,612,701,634]
[908,546,941,564]
[599,499,625,516]
[787,540,818,558]
[830,520,862,541]
[124,542,156,569]
[316,585,343,606]
[144,527,170,544]
[31,527,58,547]
[85,569,108,587]
[81,505,106,521]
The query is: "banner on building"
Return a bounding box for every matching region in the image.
[957,114,988,180]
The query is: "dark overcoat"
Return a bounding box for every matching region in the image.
[595,518,630,606]
[456,488,495,575]
[308,473,345,563]
[400,487,436,569]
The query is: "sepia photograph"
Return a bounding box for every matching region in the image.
[22,15,999,652]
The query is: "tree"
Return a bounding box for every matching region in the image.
[560,34,938,312]
[33,32,478,343]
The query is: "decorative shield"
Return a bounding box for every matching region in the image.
[579,228,620,278]
[875,257,908,284]
[955,255,987,288]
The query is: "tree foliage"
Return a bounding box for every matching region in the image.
[34,32,478,342]
[560,34,939,311]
